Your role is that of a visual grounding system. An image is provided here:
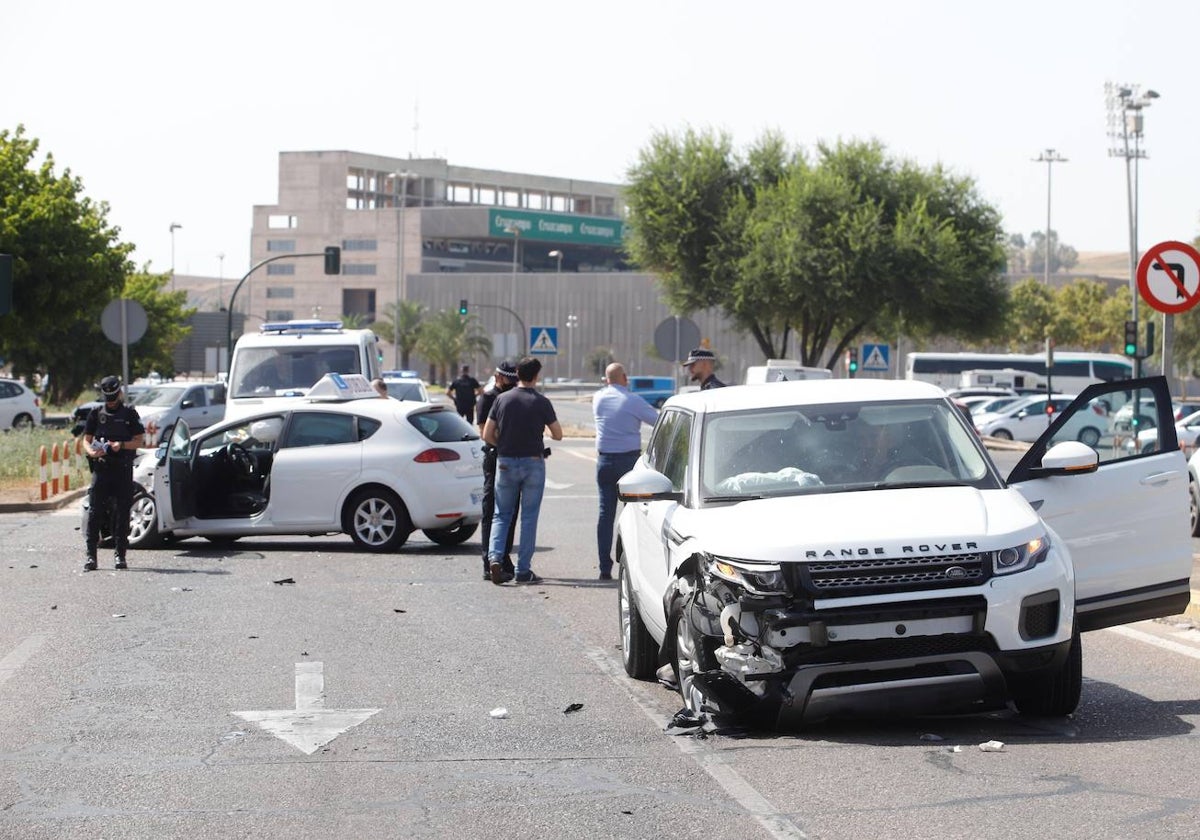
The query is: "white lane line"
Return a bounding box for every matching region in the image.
[563,448,597,464]
[1107,625,1200,661]
[0,633,50,689]
[584,647,809,840]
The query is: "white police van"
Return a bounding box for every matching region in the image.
[217,320,383,423]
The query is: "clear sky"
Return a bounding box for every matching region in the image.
[6,0,1197,281]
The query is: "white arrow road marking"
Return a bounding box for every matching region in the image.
[233,662,380,755]
[0,633,49,689]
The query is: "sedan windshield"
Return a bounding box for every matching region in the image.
[700,399,998,501]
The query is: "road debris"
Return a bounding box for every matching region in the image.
[489,707,509,719]
[978,740,1005,752]
[563,703,584,714]
[273,578,295,585]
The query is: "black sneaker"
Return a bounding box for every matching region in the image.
[83,558,97,572]
[598,570,613,580]
[114,557,128,571]
[490,561,513,585]
[514,571,542,584]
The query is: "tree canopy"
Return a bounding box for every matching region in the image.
[624,131,1010,366]
[0,126,193,401]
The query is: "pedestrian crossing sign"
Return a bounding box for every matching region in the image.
[530,327,558,355]
[861,343,889,372]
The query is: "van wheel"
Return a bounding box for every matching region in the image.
[346,487,411,552]
[1012,628,1082,716]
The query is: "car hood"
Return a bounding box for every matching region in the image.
[678,486,1041,562]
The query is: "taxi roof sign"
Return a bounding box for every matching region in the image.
[304,373,378,401]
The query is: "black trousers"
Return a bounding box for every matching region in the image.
[86,469,134,559]
[480,448,517,571]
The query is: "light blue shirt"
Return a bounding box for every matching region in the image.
[593,384,659,454]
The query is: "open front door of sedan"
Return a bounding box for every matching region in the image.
[154,419,195,531]
[1007,376,1192,630]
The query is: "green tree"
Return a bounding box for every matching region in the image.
[416,309,492,383]
[625,132,1009,366]
[1052,280,1118,350]
[373,300,426,369]
[340,313,368,329]
[1026,230,1079,275]
[585,346,615,378]
[1004,278,1055,350]
[0,125,133,401]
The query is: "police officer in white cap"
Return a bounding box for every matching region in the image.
[82,375,145,572]
[682,347,726,390]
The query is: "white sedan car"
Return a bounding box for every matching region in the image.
[0,378,42,429]
[123,375,484,551]
[975,393,1108,447]
[615,377,1188,728]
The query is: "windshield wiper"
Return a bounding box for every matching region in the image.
[864,480,968,491]
[703,494,763,503]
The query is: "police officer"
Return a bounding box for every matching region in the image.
[83,375,145,572]
[475,361,519,581]
[682,347,726,390]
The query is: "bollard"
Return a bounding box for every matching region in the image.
[38,446,48,501]
[50,442,60,496]
[62,439,72,492]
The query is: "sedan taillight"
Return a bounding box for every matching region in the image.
[414,448,461,463]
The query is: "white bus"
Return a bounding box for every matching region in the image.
[906,351,1133,393]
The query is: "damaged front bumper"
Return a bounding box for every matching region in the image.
[677,559,1070,728]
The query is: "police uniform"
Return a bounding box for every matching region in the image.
[682,347,726,390]
[475,362,518,580]
[83,377,145,571]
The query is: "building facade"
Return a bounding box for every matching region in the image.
[244,150,782,384]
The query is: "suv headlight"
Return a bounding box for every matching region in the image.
[699,553,788,595]
[991,535,1050,576]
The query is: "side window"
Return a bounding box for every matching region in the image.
[0,382,15,398]
[660,417,691,491]
[357,417,382,440]
[1042,379,1171,465]
[186,386,207,407]
[282,412,358,448]
[645,411,682,473]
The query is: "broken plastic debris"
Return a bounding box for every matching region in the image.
[948,745,963,753]
[273,577,295,585]
[489,707,509,719]
[978,740,1005,752]
[393,608,407,613]
[563,703,584,714]
[655,663,678,691]
[112,614,126,619]
[919,733,944,741]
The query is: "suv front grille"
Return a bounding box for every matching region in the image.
[795,552,990,598]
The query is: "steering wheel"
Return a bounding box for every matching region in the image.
[226,443,255,478]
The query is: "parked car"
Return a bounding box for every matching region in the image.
[133,382,224,444]
[627,376,675,408]
[615,376,1188,727]
[1109,394,1176,435]
[381,370,432,403]
[128,374,483,551]
[975,394,1109,446]
[969,394,1024,417]
[0,378,42,429]
[1130,409,1200,457]
[945,386,1018,401]
[1174,402,1200,422]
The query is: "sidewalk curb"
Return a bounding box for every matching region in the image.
[0,488,87,514]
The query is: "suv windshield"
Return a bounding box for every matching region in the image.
[137,386,187,407]
[701,399,998,501]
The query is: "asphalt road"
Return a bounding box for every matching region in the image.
[3,437,1200,838]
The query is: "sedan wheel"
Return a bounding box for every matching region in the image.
[1077,427,1101,448]
[12,413,34,430]
[422,522,477,546]
[346,487,412,552]
[991,429,1013,441]
[126,490,162,549]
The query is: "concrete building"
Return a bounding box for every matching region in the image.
[243,151,775,384]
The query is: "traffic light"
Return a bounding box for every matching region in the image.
[323,246,341,275]
[1123,320,1138,357]
[847,347,859,377]
[0,254,12,316]
[458,299,468,316]
[1144,319,1156,359]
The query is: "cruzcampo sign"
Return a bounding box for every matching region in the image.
[489,209,625,246]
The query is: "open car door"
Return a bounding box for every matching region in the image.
[1007,376,1192,630]
[154,419,195,531]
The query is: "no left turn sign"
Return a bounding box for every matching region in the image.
[1137,240,1200,314]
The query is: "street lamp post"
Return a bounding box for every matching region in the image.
[169,222,182,292]
[505,225,521,357]
[549,249,563,273]
[566,313,578,380]
[1106,82,1160,379]
[1032,150,1067,287]
[217,253,225,311]
[392,171,414,369]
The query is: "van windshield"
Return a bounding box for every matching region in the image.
[231,347,362,398]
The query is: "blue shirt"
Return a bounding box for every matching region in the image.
[593,384,658,454]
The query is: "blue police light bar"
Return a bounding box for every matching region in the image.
[260,319,344,333]
[382,370,420,379]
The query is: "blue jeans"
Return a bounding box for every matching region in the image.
[596,450,640,575]
[489,456,546,576]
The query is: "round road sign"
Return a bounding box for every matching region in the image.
[100,298,148,344]
[1137,240,1200,315]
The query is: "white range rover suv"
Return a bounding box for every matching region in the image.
[616,376,1189,727]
